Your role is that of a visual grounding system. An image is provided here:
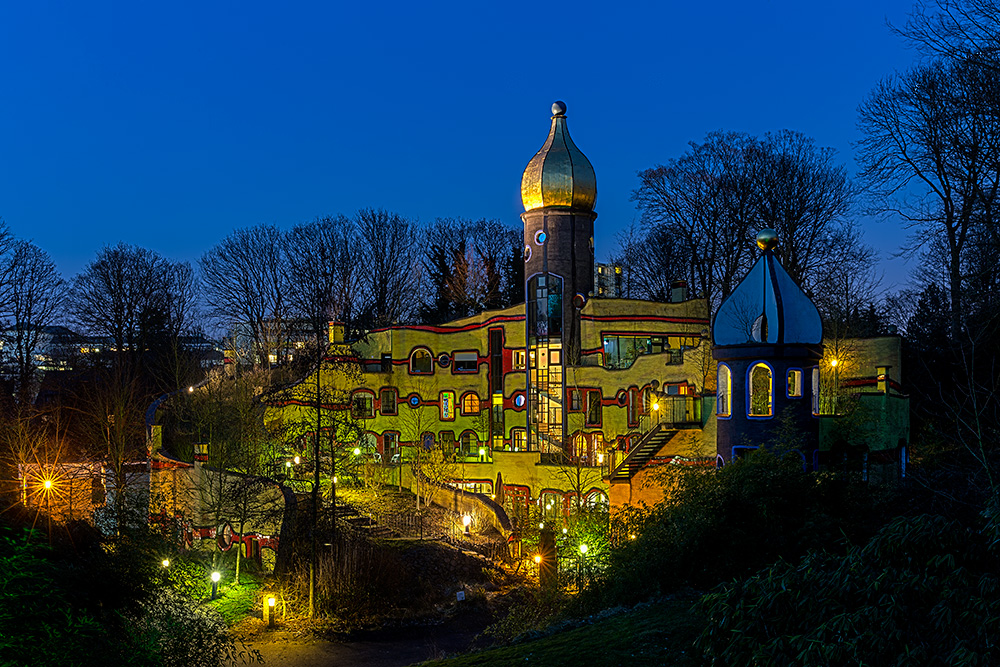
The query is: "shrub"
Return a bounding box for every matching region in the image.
[696,512,1000,665]
[583,450,888,608]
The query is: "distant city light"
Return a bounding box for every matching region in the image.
[42,479,52,490]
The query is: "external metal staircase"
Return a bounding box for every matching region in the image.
[606,423,675,482]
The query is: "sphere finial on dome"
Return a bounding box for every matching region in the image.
[757,228,778,251]
[520,101,596,212]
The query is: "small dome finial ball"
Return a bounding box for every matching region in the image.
[551,101,567,116]
[756,228,778,251]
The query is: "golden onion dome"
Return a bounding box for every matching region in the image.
[521,101,597,212]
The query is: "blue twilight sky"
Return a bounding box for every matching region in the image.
[0,1,920,288]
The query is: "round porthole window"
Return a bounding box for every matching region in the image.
[534,230,547,245]
[437,353,451,368]
[524,245,532,261]
[514,393,526,408]
[408,394,421,407]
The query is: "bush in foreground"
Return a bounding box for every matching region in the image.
[697,511,1000,665]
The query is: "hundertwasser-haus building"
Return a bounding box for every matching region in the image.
[263,101,910,519]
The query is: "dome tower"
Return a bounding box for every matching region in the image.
[712,230,825,467]
[520,101,597,454]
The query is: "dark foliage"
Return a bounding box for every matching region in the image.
[581,451,889,609]
[697,510,1000,665]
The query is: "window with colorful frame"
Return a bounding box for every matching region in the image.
[440,391,455,420]
[410,348,433,374]
[382,431,400,461]
[453,351,478,373]
[459,431,477,457]
[586,391,602,426]
[717,364,732,417]
[379,387,397,415]
[351,391,374,419]
[569,388,582,412]
[748,362,773,417]
[513,350,526,370]
[460,392,480,416]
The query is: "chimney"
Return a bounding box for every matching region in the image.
[670,280,688,303]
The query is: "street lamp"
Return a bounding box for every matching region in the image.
[161,558,170,568]
[462,514,472,536]
[267,596,276,628]
[210,571,221,600]
[293,455,301,465]
[353,447,361,456]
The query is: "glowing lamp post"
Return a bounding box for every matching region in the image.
[462,514,472,536]
[578,543,589,590]
[210,571,221,600]
[353,447,361,456]
[161,558,170,568]
[266,596,276,627]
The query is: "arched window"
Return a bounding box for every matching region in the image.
[717,364,732,417]
[748,362,773,417]
[410,348,432,374]
[461,392,480,415]
[460,431,477,457]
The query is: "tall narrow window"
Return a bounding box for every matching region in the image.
[586,391,602,426]
[748,362,773,417]
[717,365,731,417]
[812,367,820,415]
[379,388,397,415]
[512,429,526,451]
[787,369,803,398]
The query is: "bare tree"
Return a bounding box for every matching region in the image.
[894,0,1000,63]
[2,241,67,404]
[857,56,1000,335]
[285,215,361,339]
[200,225,288,368]
[355,209,421,329]
[69,244,172,373]
[632,130,863,310]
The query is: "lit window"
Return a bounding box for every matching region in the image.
[513,350,526,369]
[717,365,731,417]
[787,369,803,398]
[749,362,773,417]
[410,349,432,374]
[454,351,478,373]
[440,391,455,420]
[352,392,374,419]
[461,392,480,416]
[512,429,526,451]
[380,388,397,416]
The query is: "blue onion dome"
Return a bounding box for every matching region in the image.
[521,101,597,212]
[713,229,822,346]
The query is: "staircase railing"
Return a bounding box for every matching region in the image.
[606,422,665,481]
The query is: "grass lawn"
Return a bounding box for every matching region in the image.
[422,597,705,667]
[206,572,264,626]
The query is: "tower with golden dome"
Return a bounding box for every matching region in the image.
[520,101,598,454]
